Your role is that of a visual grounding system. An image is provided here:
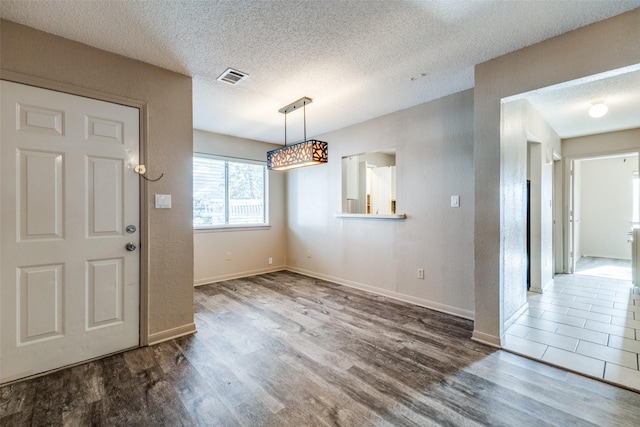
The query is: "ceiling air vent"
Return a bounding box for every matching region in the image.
[217,68,248,85]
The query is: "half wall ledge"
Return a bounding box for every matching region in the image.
[335,213,406,220]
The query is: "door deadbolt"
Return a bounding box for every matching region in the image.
[125,242,137,251]
[126,225,137,234]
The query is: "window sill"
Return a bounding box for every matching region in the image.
[194,224,271,233]
[335,213,406,220]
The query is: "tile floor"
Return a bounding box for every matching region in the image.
[575,255,632,281]
[504,266,640,392]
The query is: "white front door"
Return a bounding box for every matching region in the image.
[1,81,140,383]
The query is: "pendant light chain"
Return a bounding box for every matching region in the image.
[303,100,307,142]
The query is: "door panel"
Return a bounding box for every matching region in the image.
[87,156,123,236]
[18,104,64,136]
[19,264,64,343]
[1,81,140,383]
[87,258,124,328]
[19,150,64,240]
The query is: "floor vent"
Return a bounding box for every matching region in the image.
[217,68,248,85]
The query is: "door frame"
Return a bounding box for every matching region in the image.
[563,149,640,277]
[1,70,150,346]
[567,159,578,274]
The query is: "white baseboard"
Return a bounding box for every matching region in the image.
[148,322,197,346]
[542,279,554,292]
[505,302,529,330]
[530,281,554,294]
[194,266,286,287]
[286,266,475,321]
[471,330,502,348]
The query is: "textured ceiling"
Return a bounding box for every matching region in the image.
[1,1,639,144]
[525,67,640,139]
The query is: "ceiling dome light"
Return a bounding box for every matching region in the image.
[589,102,608,118]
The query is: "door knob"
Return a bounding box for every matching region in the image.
[125,242,137,251]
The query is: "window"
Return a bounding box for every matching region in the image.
[193,154,267,228]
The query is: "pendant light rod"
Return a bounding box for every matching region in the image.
[279,96,312,146]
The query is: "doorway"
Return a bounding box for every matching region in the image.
[568,153,636,283]
[0,81,141,383]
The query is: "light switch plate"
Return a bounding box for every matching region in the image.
[155,194,172,209]
[450,195,460,208]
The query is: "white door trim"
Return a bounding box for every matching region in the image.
[1,69,149,347]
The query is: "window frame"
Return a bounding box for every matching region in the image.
[193,153,269,231]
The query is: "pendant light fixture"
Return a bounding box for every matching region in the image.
[267,97,328,171]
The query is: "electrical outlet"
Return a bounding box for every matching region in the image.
[417,268,425,279]
[307,250,312,258]
[226,252,231,261]
[268,257,273,265]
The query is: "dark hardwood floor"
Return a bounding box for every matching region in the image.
[2,271,640,426]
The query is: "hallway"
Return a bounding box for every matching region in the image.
[504,269,640,392]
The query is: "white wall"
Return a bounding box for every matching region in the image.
[500,99,561,306]
[286,90,475,319]
[193,130,287,284]
[579,155,636,260]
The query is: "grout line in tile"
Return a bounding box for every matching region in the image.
[540,345,549,359]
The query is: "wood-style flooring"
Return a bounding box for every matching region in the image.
[2,271,640,426]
